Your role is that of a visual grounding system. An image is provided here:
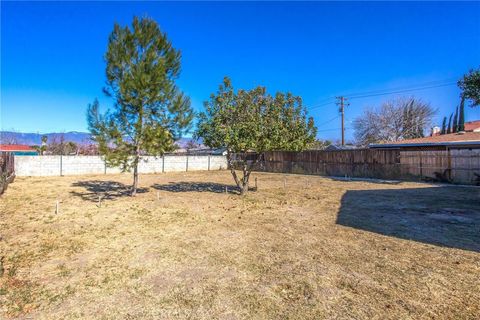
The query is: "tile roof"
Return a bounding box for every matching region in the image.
[465,120,480,132]
[0,144,37,151]
[371,131,480,147]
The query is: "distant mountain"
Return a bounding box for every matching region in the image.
[0,131,92,145]
[0,131,201,147]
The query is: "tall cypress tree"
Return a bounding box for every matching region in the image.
[88,17,193,195]
[452,107,458,133]
[458,96,465,132]
[447,113,453,134]
[441,117,447,135]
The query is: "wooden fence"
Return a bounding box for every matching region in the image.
[251,149,480,185]
[0,152,15,195]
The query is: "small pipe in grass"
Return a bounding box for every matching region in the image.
[55,200,59,214]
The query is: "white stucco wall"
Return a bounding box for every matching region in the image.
[14,155,227,177]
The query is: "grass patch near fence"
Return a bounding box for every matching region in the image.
[0,171,479,319]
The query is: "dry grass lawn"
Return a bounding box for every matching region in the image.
[0,171,479,319]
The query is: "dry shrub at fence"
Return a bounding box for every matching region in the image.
[0,152,15,195]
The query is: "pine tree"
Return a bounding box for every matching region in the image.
[458,96,465,132]
[447,113,453,134]
[441,117,447,135]
[88,17,193,195]
[452,107,458,133]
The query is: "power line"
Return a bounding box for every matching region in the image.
[347,82,456,100]
[309,78,458,141]
[345,78,458,98]
[317,127,351,132]
[307,78,458,111]
[309,99,336,110]
[316,115,339,126]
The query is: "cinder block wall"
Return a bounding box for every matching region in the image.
[14,155,227,177]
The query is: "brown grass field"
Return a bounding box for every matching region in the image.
[0,170,479,319]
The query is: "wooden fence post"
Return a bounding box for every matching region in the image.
[419,151,423,180]
[447,147,452,181]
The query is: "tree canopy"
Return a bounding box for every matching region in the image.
[88,16,193,195]
[458,67,480,107]
[196,77,316,194]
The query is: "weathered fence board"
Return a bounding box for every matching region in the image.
[0,152,15,195]
[257,149,480,185]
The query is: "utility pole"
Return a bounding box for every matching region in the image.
[336,96,349,146]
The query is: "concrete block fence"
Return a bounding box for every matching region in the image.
[14,155,227,177]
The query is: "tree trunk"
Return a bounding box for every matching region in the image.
[131,163,138,196]
[131,149,140,196]
[226,151,263,196]
[240,158,250,195]
[240,171,250,195]
[226,151,243,193]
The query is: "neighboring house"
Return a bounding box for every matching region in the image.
[0,144,39,155]
[324,144,358,151]
[369,132,480,150]
[465,120,480,132]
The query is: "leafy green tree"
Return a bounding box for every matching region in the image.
[458,96,465,132]
[440,117,447,135]
[452,107,458,133]
[458,67,480,107]
[196,77,316,195]
[88,17,193,195]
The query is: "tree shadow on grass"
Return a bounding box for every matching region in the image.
[152,182,251,194]
[70,180,148,202]
[336,186,480,252]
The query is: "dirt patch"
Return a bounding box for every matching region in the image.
[0,171,479,319]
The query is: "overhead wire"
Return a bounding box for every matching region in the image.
[316,115,340,126]
[307,77,458,111]
[345,78,458,98]
[347,82,456,100]
[309,78,458,139]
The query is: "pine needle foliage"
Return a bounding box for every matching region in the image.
[87,17,193,195]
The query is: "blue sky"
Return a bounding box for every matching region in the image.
[1,1,479,142]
